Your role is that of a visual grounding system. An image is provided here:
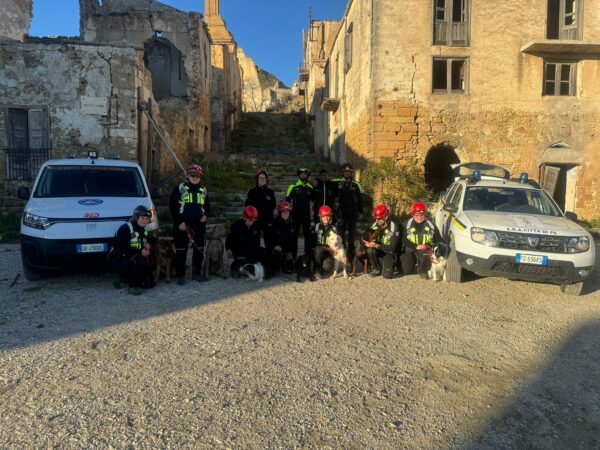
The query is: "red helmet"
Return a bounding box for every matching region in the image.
[187,164,203,177]
[277,201,292,213]
[243,206,258,220]
[412,202,426,215]
[373,204,389,220]
[318,205,332,217]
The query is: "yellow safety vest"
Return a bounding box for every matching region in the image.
[406,219,435,245]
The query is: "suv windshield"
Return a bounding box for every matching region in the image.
[34,165,147,198]
[463,187,561,217]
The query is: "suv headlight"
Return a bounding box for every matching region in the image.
[23,212,50,230]
[471,227,499,247]
[567,236,590,253]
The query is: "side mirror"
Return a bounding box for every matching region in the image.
[565,211,578,222]
[17,186,30,200]
[150,186,161,200]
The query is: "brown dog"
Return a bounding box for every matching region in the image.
[154,238,175,283]
[352,228,380,277]
[202,224,226,279]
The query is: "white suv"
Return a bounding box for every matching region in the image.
[18,154,158,280]
[434,163,595,295]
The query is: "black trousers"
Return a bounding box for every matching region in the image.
[400,250,430,275]
[367,248,396,278]
[173,222,205,277]
[113,253,153,288]
[292,213,312,256]
[313,245,334,274]
[338,212,358,259]
[258,218,274,253]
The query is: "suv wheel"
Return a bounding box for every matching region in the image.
[446,237,463,283]
[21,252,43,281]
[560,281,584,296]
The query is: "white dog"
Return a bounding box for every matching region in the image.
[326,233,349,279]
[427,243,449,282]
[239,262,265,282]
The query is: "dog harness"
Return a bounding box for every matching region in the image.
[178,182,207,214]
[406,218,435,245]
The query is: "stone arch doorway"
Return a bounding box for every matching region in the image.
[538,141,581,213]
[144,38,189,101]
[424,145,460,194]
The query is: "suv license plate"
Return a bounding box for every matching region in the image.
[77,243,108,253]
[516,254,548,266]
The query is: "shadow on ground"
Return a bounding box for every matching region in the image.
[463,320,600,449]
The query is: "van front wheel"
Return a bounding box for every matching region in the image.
[446,238,463,283]
[560,282,584,296]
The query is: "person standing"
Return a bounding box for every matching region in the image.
[286,167,314,257]
[363,204,399,279]
[110,205,156,295]
[245,168,276,252]
[313,168,336,223]
[400,202,442,279]
[169,164,211,285]
[333,163,363,259]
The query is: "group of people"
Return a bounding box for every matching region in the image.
[110,163,443,294]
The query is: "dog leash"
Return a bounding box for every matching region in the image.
[186,228,205,251]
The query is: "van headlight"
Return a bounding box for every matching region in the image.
[567,236,590,253]
[471,227,499,247]
[23,212,50,230]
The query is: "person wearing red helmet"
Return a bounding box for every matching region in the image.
[362,204,399,278]
[169,164,211,285]
[271,201,298,274]
[400,201,442,279]
[313,205,340,277]
[225,206,263,274]
[245,168,276,252]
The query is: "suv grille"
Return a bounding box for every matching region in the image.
[491,262,565,277]
[496,231,569,254]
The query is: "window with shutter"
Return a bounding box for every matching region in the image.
[433,0,469,46]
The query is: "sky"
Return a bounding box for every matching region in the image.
[29,0,348,87]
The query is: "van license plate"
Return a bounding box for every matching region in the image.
[516,254,547,266]
[77,243,108,253]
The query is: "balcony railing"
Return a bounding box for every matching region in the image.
[3,148,51,181]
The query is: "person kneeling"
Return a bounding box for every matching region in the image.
[110,205,156,295]
[363,204,399,279]
[313,206,343,278]
[225,206,265,278]
[399,202,442,279]
[271,201,298,275]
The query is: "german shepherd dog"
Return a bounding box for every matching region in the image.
[352,228,380,277]
[202,224,226,279]
[154,238,175,283]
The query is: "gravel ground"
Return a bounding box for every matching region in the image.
[1,243,599,449]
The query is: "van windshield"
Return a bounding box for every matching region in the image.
[34,165,147,198]
[463,187,561,217]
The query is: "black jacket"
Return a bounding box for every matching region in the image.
[226,219,261,260]
[333,178,363,215]
[286,179,313,217]
[113,220,154,260]
[313,179,336,216]
[272,215,298,253]
[169,181,211,227]
[245,185,276,222]
[402,218,442,252]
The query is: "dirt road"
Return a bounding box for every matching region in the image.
[1,243,599,449]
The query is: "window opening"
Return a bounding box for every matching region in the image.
[432,58,467,94]
[543,61,575,96]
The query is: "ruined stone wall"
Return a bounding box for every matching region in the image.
[237,48,265,112]
[0,0,32,41]
[0,41,148,209]
[80,1,212,166]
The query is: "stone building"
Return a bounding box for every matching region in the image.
[204,0,242,152]
[237,48,267,112]
[303,0,600,219]
[0,0,32,41]
[79,0,213,176]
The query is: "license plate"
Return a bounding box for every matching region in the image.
[76,243,108,253]
[516,253,548,266]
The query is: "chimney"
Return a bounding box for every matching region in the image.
[205,0,219,16]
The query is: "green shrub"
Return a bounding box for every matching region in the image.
[361,158,432,216]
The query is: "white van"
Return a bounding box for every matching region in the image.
[18,155,158,280]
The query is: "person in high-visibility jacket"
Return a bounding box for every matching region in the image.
[169,164,211,285]
[313,205,339,276]
[400,202,442,278]
[363,204,399,279]
[332,163,363,259]
[286,167,314,257]
[110,205,156,295]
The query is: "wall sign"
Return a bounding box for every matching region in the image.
[81,97,109,115]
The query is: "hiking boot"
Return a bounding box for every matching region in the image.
[369,269,382,278]
[177,276,185,286]
[128,286,143,296]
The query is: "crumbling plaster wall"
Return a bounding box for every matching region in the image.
[80,0,212,165]
[0,0,32,41]
[0,41,148,207]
